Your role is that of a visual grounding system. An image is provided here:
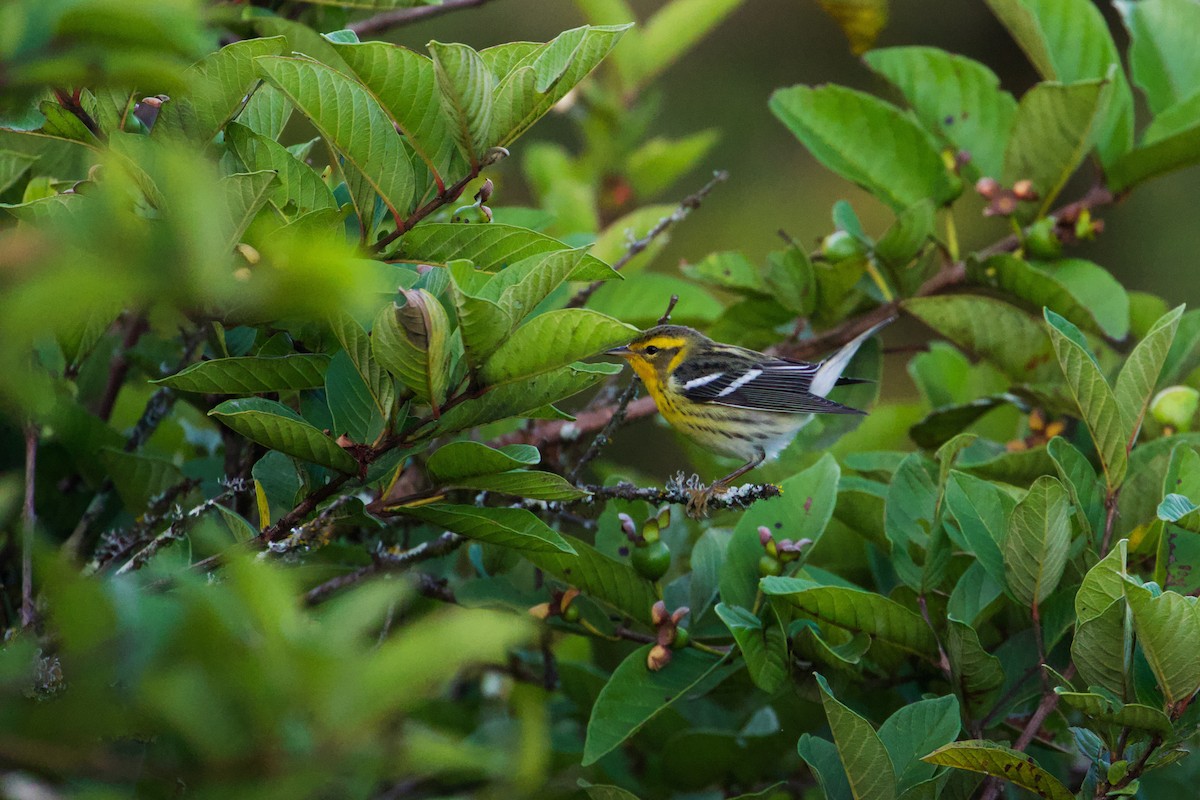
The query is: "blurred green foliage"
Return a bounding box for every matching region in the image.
[2,0,1200,798]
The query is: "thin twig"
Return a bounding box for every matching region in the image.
[95,312,147,422]
[566,171,729,309]
[576,479,781,509]
[978,664,1075,800]
[1101,487,1121,556]
[348,0,499,37]
[567,379,639,482]
[21,424,38,629]
[305,531,465,605]
[373,170,481,254]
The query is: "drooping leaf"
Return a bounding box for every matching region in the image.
[209,397,358,473]
[945,618,1005,721]
[391,504,575,553]
[922,740,1073,800]
[769,84,960,211]
[1125,581,1200,707]
[372,289,453,414]
[582,647,727,765]
[714,603,788,694]
[155,354,331,394]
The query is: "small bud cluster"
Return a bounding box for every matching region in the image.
[451,178,495,223]
[976,176,1038,217]
[647,601,691,671]
[624,507,673,581]
[529,586,582,623]
[757,525,811,577]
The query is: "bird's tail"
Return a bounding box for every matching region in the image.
[809,316,897,398]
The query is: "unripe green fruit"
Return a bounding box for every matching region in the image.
[758,554,783,577]
[632,540,671,581]
[1151,386,1199,432]
[561,603,581,623]
[821,230,865,262]
[1024,217,1062,259]
[672,627,691,650]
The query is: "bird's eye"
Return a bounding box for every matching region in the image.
[643,345,660,356]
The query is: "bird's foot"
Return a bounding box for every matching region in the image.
[684,479,730,519]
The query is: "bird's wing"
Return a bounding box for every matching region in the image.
[678,359,865,414]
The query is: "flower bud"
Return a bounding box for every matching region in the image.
[647,644,673,671]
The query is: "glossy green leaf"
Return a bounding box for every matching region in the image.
[986,0,1134,168]
[681,251,768,294]
[479,310,636,385]
[714,603,788,694]
[922,740,1073,800]
[814,673,897,800]
[209,397,357,473]
[226,122,336,218]
[1126,581,1200,706]
[525,535,657,625]
[330,312,395,426]
[904,295,1058,385]
[1107,119,1200,192]
[486,248,593,324]
[761,580,938,657]
[878,695,960,792]
[428,41,493,167]
[393,504,575,553]
[1045,309,1127,488]
[445,470,589,501]
[1003,475,1070,608]
[945,471,1010,589]
[1003,80,1105,215]
[155,354,330,394]
[1114,304,1184,450]
[325,349,385,445]
[769,84,960,211]
[1115,0,1200,114]
[582,647,727,765]
[864,47,1016,179]
[426,441,540,482]
[392,224,615,281]
[256,55,416,219]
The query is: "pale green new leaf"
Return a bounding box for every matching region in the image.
[155,354,330,394]
[582,647,727,765]
[1002,80,1104,216]
[479,310,636,385]
[1003,475,1070,608]
[256,55,416,219]
[392,223,615,280]
[1114,304,1184,451]
[209,398,357,473]
[218,170,278,252]
[1115,0,1200,114]
[922,740,1073,800]
[815,673,897,800]
[864,47,1016,179]
[372,290,452,412]
[1045,309,1127,488]
[770,84,960,211]
[225,123,336,218]
[392,504,575,553]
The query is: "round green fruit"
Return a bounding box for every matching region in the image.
[758,555,783,577]
[1024,217,1062,259]
[632,540,671,581]
[561,603,581,623]
[672,627,691,650]
[821,230,865,262]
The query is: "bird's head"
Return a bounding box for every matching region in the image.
[606,325,708,383]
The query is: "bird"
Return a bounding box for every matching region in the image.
[606,318,891,499]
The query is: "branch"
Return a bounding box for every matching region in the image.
[566,171,729,309]
[373,168,483,253]
[304,531,465,605]
[978,664,1075,800]
[348,0,498,37]
[53,88,102,139]
[95,312,148,422]
[577,477,781,509]
[21,424,38,629]
[567,379,638,482]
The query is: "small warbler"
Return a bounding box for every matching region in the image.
[607,319,891,489]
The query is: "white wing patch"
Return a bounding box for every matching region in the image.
[682,372,725,390]
[716,368,762,397]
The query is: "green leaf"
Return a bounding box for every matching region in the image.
[332,40,465,187]
[719,454,841,610]
[1044,308,1127,488]
[525,534,657,624]
[864,47,1016,179]
[447,262,512,368]
[426,441,540,482]
[681,251,768,294]
[154,37,287,142]
[765,247,817,316]
[1072,600,1128,698]
[209,397,357,473]
[798,734,854,800]
[627,130,720,198]
[1126,581,1200,706]
[226,122,336,218]
[761,580,938,658]
[325,349,385,445]
[1115,0,1200,114]
[479,310,636,385]
[590,274,724,327]
[814,673,897,800]
[986,0,1134,168]
[1114,304,1184,450]
[218,170,278,251]
[1106,119,1200,192]
[877,695,960,793]
[392,224,615,281]
[945,618,1005,721]
[154,354,330,394]
[428,41,494,167]
[945,471,1010,589]
[392,504,575,553]
[903,295,1058,385]
[969,255,1128,340]
[372,289,453,413]
[1047,436,1106,540]
[1003,475,1070,608]
[435,362,620,434]
[581,783,642,800]
[256,55,416,219]
[632,2,738,87]
[489,25,629,146]
[330,312,395,425]
[714,604,787,694]
[445,470,589,501]
[922,740,1073,800]
[582,647,727,765]
[1002,80,1105,215]
[769,84,960,211]
[1077,540,1129,623]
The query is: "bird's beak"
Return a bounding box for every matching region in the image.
[606,345,632,357]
